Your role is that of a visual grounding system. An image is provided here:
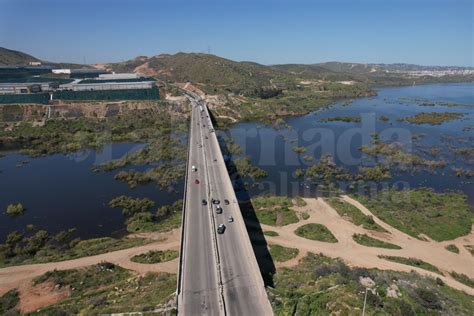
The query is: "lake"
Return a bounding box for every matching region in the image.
[1,82,473,242]
[222,83,474,206]
[0,143,184,241]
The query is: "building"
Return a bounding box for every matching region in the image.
[52,69,71,74]
[0,82,56,94]
[59,80,154,91]
[98,73,142,80]
[69,69,109,79]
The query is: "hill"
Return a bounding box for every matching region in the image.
[0,47,40,66]
[0,47,93,69]
[273,61,474,86]
[98,53,296,94]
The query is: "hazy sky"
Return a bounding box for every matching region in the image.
[0,0,472,66]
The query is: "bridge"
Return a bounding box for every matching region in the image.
[176,91,273,315]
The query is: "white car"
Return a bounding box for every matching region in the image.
[228,216,234,223]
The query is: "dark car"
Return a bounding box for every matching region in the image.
[195,179,200,184]
[212,199,220,205]
[217,224,226,234]
[202,199,207,206]
[224,199,230,205]
[216,206,223,214]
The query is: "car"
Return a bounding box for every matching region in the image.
[205,136,208,139]
[217,224,226,234]
[224,199,230,205]
[216,206,223,214]
[198,144,202,148]
[213,158,217,162]
[192,165,197,172]
[212,199,220,205]
[202,199,207,206]
[228,216,234,223]
[195,179,200,184]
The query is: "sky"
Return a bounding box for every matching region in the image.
[0,0,472,66]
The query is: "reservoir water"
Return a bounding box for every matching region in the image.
[1,83,473,241]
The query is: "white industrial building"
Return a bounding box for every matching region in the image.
[98,73,142,80]
[52,69,71,74]
[59,81,154,91]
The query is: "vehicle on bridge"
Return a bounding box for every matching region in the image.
[192,165,197,172]
[194,179,200,184]
[217,224,226,234]
[201,199,207,206]
[228,216,234,223]
[216,205,223,214]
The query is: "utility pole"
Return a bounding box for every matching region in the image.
[362,287,368,316]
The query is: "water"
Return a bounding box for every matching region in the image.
[0,143,184,241]
[1,83,472,242]
[222,83,474,206]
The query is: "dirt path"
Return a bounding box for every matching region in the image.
[263,197,474,295]
[0,229,181,298]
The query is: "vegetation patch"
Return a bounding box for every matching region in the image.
[0,289,19,315]
[294,224,338,243]
[464,245,474,256]
[292,146,307,153]
[326,197,387,232]
[269,244,299,262]
[404,112,464,125]
[230,157,268,179]
[131,250,179,264]
[125,200,183,233]
[31,263,176,314]
[109,196,155,217]
[270,252,473,315]
[320,116,361,123]
[352,234,401,249]
[294,196,307,207]
[5,203,26,217]
[360,136,447,171]
[113,164,185,190]
[378,256,442,274]
[263,231,279,237]
[445,244,460,254]
[450,272,474,288]
[255,206,299,227]
[0,228,149,268]
[353,188,472,241]
[1,106,188,157]
[252,196,300,226]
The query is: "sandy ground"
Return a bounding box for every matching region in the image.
[0,229,181,313]
[2,197,473,312]
[264,196,474,295]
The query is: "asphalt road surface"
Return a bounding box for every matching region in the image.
[178,94,272,315]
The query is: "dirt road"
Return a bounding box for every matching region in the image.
[264,197,474,295]
[0,229,181,297]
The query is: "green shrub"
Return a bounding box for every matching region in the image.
[131,250,179,264]
[0,289,19,314]
[269,244,299,262]
[5,203,25,217]
[295,224,338,243]
[353,234,401,249]
[445,244,459,254]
